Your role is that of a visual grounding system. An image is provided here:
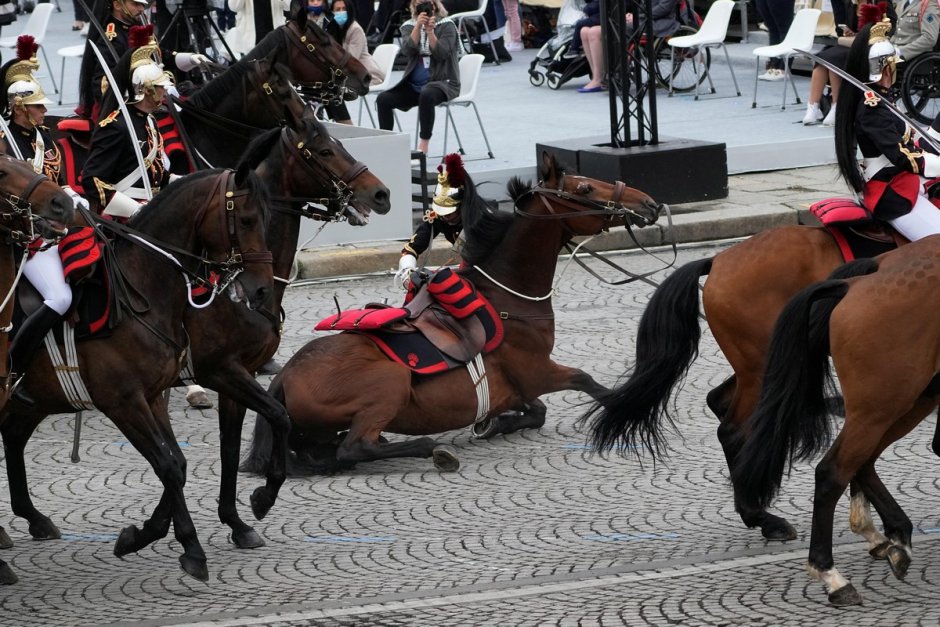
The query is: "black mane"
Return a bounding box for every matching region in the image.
[187,57,253,111]
[460,174,514,266]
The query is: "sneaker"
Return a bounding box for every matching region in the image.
[822,105,837,126]
[758,68,785,81]
[505,41,524,52]
[802,103,823,125]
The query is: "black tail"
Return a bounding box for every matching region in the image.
[827,257,880,280]
[732,279,849,510]
[239,377,284,475]
[581,257,712,459]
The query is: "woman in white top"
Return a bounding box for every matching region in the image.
[228,0,289,57]
[325,0,385,123]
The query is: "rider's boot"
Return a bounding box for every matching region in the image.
[9,304,61,406]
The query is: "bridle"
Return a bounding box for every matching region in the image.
[269,124,369,220]
[0,170,53,244]
[284,21,352,106]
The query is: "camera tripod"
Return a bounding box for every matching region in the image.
[158,0,236,82]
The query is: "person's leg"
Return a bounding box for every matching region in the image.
[501,0,522,49]
[822,74,842,125]
[568,18,588,55]
[416,85,448,153]
[803,65,826,124]
[377,83,418,131]
[767,0,795,69]
[583,26,605,89]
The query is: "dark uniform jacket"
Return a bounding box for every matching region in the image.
[80,107,170,211]
[5,121,62,182]
[79,15,133,118]
[402,218,462,258]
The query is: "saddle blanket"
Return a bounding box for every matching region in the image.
[809,197,898,262]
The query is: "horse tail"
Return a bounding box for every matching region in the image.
[581,257,712,460]
[827,257,880,280]
[239,378,284,475]
[732,279,849,510]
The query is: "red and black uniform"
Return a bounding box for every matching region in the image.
[4,121,61,182]
[402,218,462,259]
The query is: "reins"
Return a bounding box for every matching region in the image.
[284,22,351,105]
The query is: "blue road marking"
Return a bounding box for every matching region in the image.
[582,532,680,542]
[920,528,940,534]
[304,535,396,544]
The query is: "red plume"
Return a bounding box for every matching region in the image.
[857,2,887,29]
[442,153,466,187]
[15,35,37,62]
[128,24,154,49]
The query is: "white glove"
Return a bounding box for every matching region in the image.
[169,173,184,184]
[61,185,90,212]
[175,52,210,72]
[103,190,142,219]
[394,254,417,290]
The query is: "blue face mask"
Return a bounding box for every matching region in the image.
[307,4,324,15]
[333,10,348,25]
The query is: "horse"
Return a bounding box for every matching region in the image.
[177,114,390,548]
[0,167,273,582]
[241,151,662,473]
[731,237,940,606]
[579,217,914,541]
[0,158,73,585]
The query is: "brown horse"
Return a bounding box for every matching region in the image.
[732,237,940,606]
[0,167,272,582]
[241,151,662,473]
[0,158,73,585]
[581,222,901,541]
[179,114,390,548]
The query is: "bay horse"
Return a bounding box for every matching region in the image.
[581,220,908,541]
[0,158,74,585]
[242,151,662,473]
[178,114,390,548]
[732,238,940,606]
[0,168,273,582]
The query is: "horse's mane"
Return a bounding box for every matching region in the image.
[186,57,254,110]
[243,27,284,63]
[460,174,514,266]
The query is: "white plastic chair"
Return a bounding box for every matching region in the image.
[751,8,821,110]
[358,43,401,129]
[56,44,84,105]
[667,0,740,100]
[0,3,58,94]
[449,0,500,65]
[415,53,494,159]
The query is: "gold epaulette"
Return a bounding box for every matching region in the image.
[99,110,121,127]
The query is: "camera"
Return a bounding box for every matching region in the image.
[416,2,433,15]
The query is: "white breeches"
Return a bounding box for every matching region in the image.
[23,246,72,315]
[889,194,940,241]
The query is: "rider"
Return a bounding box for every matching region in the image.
[395,153,468,289]
[0,39,73,403]
[835,17,940,240]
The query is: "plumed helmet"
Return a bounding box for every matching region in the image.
[127,25,173,103]
[3,36,52,110]
[432,153,466,216]
[867,17,900,82]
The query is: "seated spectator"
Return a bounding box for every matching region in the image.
[325,0,385,123]
[577,24,605,92]
[564,0,599,58]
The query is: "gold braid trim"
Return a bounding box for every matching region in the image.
[93,177,115,207]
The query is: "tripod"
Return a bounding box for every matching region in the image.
[158,0,236,83]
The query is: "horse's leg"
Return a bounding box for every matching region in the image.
[932,407,940,457]
[217,395,264,548]
[0,412,61,540]
[337,410,458,471]
[0,558,16,584]
[705,375,735,418]
[847,480,889,558]
[848,465,914,579]
[107,395,208,581]
[474,399,547,439]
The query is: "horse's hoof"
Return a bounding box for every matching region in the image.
[230,528,265,549]
[179,554,209,582]
[0,528,13,549]
[114,525,142,557]
[250,487,275,521]
[28,518,61,541]
[887,545,911,580]
[432,445,460,472]
[186,390,213,409]
[760,516,797,542]
[471,416,501,439]
[0,561,17,585]
[869,540,891,560]
[828,583,863,606]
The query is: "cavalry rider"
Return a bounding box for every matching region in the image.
[0,39,74,403]
[835,17,940,240]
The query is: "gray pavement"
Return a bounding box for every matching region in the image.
[1,242,939,626]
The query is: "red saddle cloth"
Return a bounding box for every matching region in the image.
[315,268,504,374]
[809,197,898,262]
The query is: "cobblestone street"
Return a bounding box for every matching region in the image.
[1,243,938,626]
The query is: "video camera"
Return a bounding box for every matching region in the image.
[416,2,434,15]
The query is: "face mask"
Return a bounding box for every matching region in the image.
[307,4,324,15]
[333,10,348,25]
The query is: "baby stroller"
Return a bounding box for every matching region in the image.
[528,0,590,89]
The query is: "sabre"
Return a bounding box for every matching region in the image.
[87,39,153,200]
[795,47,940,153]
[0,116,24,160]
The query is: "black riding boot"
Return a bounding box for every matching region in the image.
[9,304,62,406]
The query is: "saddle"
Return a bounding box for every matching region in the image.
[315,268,504,374]
[809,197,904,262]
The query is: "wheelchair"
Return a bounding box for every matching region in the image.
[900,50,940,125]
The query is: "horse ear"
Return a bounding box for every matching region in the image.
[540,150,556,181]
[294,3,307,28]
[235,160,251,187]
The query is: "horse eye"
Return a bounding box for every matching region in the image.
[319,148,332,157]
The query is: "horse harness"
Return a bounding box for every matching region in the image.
[284,22,351,105]
[0,171,50,244]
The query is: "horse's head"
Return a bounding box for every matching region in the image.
[198,171,274,311]
[0,155,73,241]
[283,112,391,223]
[288,10,372,100]
[244,53,308,130]
[534,151,663,232]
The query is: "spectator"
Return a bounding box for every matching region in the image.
[755,0,796,80]
[564,0,599,58]
[72,0,88,31]
[502,0,523,51]
[577,24,605,92]
[324,0,384,123]
[306,0,331,29]
[376,0,460,154]
[227,0,287,56]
